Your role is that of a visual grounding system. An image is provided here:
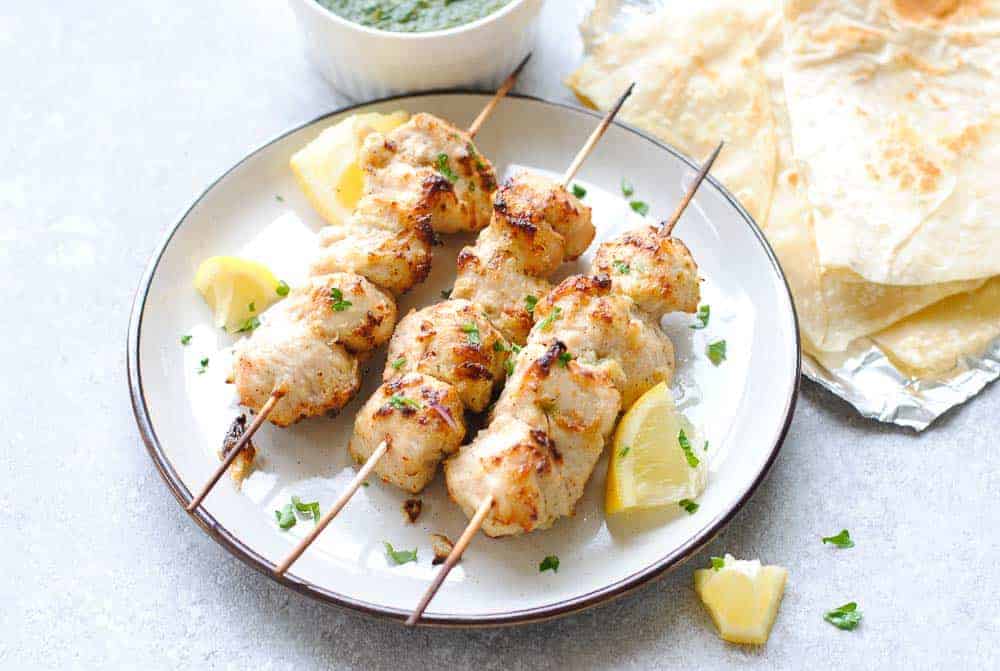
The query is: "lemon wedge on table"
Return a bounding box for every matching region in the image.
[194,256,283,333]
[694,555,788,645]
[605,381,708,515]
[290,111,409,226]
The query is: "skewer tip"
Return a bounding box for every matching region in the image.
[511,52,532,78]
[661,140,725,237]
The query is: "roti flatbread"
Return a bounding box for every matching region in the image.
[782,0,1000,285]
[566,4,779,226]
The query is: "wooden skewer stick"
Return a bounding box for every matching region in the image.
[405,86,640,627]
[660,140,724,237]
[274,440,389,576]
[183,67,531,515]
[467,53,532,138]
[405,494,494,627]
[561,82,635,188]
[185,388,285,512]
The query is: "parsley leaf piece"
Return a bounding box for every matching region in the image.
[248,301,256,313]
[572,183,587,199]
[384,542,418,565]
[441,288,453,300]
[678,499,699,514]
[291,496,321,524]
[461,322,481,345]
[504,357,515,376]
[703,440,710,452]
[197,357,209,374]
[276,280,290,297]
[621,177,634,197]
[524,295,538,314]
[539,555,560,573]
[690,304,710,329]
[558,352,573,367]
[329,287,352,312]
[180,335,192,346]
[389,394,422,411]
[236,315,261,333]
[710,556,725,571]
[678,430,700,468]
[824,602,862,631]
[435,153,458,183]
[630,200,650,216]
[618,446,630,458]
[466,142,486,171]
[391,357,406,370]
[493,340,506,353]
[612,259,631,274]
[706,340,727,365]
[538,306,562,331]
[275,194,284,202]
[274,504,296,530]
[822,529,855,549]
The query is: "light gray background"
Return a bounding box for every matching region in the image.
[2,1,997,668]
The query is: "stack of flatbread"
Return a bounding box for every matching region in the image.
[568,0,1000,383]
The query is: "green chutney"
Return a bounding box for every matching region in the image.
[316,0,514,33]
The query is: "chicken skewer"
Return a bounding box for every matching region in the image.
[186,58,530,512]
[407,141,724,626]
[274,84,636,577]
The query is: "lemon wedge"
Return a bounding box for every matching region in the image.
[606,381,708,514]
[290,111,409,225]
[194,256,282,333]
[694,554,788,645]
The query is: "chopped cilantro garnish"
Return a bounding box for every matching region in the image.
[275,194,284,202]
[538,306,562,331]
[329,287,352,312]
[441,288,453,300]
[824,602,862,630]
[466,142,485,171]
[710,556,725,570]
[180,335,192,346]
[504,357,515,376]
[558,352,573,367]
[678,430,700,468]
[621,177,634,197]
[572,183,587,199]
[612,259,630,275]
[384,542,418,566]
[274,504,296,530]
[691,304,710,329]
[461,322,481,345]
[236,315,260,333]
[706,340,727,365]
[248,301,255,312]
[197,357,209,374]
[276,280,290,297]
[678,499,699,514]
[493,340,505,353]
[291,496,321,524]
[524,295,538,314]
[618,446,630,458]
[389,394,422,411]
[391,357,406,370]
[539,555,560,573]
[630,200,650,216]
[822,529,855,549]
[435,153,458,182]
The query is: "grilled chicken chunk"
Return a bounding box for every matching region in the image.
[349,373,466,493]
[386,299,509,412]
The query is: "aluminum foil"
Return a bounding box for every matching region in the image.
[803,343,1000,431]
[577,0,1000,431]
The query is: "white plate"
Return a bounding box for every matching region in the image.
[128,93,800,627]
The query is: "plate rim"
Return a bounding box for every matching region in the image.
[127,89,802,628]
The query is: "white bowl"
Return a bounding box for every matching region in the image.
[288,0,544,100]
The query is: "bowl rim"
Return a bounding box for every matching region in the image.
[127,89,802,628]
[292,0,535,40]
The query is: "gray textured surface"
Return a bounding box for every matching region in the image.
[2,1,998,668]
